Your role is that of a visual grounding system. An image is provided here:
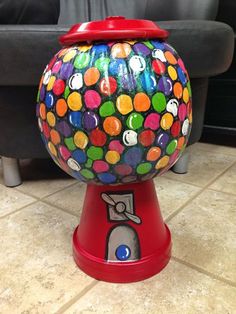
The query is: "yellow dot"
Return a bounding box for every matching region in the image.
[78,44,92,52]
[74,131,88,149]
[155,156,169,169]
[48,141,57,156]
[63,49,77,62]
[161,113,174,130]
[105,151,120,164]
[183,87,189,103]
[47,76,56,91]
[168,65,177,81]
[67,92,82,111]
[116,95,133,115]
[46,112,56,127]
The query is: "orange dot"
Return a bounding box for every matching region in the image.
[164,51,177,64]
[173,82,183,99]
[177,136,185,150]
[103,116,122,136]
[183,87,189,103]
[147,147,161,161]
[48,141,57,156]
[46,112,56,127]
[84,67,100,86]
[134,93,151,112]
[105,151,120,164]
[39,103,46,120]
[50,129,61,145]
[155,156,169,169]
[56,99,68,117]
[111,43,131,58]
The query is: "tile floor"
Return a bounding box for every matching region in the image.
[0,142,236,314]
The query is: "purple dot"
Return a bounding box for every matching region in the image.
[56,121,72,137]
[133,43,151,56]
[121,74,136,90]
[156,132,169,148]
[40,86,45,101]
[157,77,172,96]
[60,63,74,80]
[82,111,99,131]
[124,147,142,167]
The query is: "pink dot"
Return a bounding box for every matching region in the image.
[108,140,125,154]
[144,113,160,130]
[52,60,62,74]
[178,103,187,121]
[84,90,101,109]
[93,160,109,173]
[59,145,71,161]
[42,121,50,139]
[169,150,180,165]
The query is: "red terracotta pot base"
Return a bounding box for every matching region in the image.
[72,179,172,283]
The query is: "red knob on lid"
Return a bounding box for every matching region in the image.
[59,16,169,45]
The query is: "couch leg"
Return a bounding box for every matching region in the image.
[1,157,22,187]
[171,150,190,174]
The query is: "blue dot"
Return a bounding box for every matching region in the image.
[156,132,169,148]
[150,41,165,50]
[109,59,127,76]
[115,245,131,261]
[69,111,82,128]
[72,149,87,163]
[45,92,54,109]
[177,67,187,85]
[140,72,157,93]
[124,147,142,167]
[91,44,109,56]
[98,173,116,184]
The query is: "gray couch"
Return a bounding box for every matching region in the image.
[0,0,234,186]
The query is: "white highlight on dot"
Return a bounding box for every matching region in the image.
[69,73,83,90]
[67,158,81,171]
[123,130,138,146]
[167,99,179,116]
[43,70,51,85]
[182,119,190,135]
[129,55,146,73]
[152,49,166,62]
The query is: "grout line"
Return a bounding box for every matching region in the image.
[55,280,99,314]
[0,200,38,220]
[172,256,236,288]
[207,187,236,197]
[195,143,236,157]
[165,160,236,222]
[42,198,81,218]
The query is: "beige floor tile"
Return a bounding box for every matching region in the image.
[0,184,36,218]
[165,146,236,187]
[0,202,95,314]
[168,189,236,283]
[154,176,200,220]
[209,163,236,195]
[191,142,236,157]
[45,182,86,217]
[64,260,236,314]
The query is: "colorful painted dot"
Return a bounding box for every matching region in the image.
[103,116,122,136]
[156,132,169,148]
[161,113,174,130]
[56,98,68,117]
[129,55,146,73]
[108,140,124,154]
[99,77,117,96]
[144,113,160,130]
[178,103,187,121]
[72,149,87,163]
[123,130,138,146]
[183,87,189,103]
[45,92,54,109]
[47,76,56,91]
[56,121,71,137]
[136,163,152,175]
[83,111,99,131]
[52,79,65,96]
[166,139,177,155]
[94,57,110,72]
[59,145,71,160]
[99,101,115,117]
[46,112,56,127]
[42,121,50,139]
[114,164,132,176]
[111,43,131,58]
[155,156,169,169]
[164,51,177,64]
[140,72,157,93]
[74,131,88,149]
[74,52,90,69]
[124,147,142,167]
[134,93,150,112]
[152,92,166,112]
[152,59,165,75]
[68,73,83,90]
[52,60,62,73]
[39,103,46,120]
[80,169,94,179]
[48,141,57,156]
[116,95,133,115]
[109,59,127,76]
[89,128,107,146]
[171,121,181,137]
[138,130,155,147]
[177,67,187,85]
[173,82,183,99]
[146,147,161,161]
[63,49,77,62]
[98,173,116,184]
[93,160,109,173]
[84,90,101,109]
[65,137,77,151]
[87,146,103,160]
[126,113,144,130]
[157,77,172,96]
[166,99,178,117]
[69,111,82,128]
[84,67,100,86]
[168,65,177,81]
[50,129,61,145]
[105,150,120,164]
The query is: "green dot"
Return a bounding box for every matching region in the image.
[152,92,166,112]
[36,90,40,102]
[87,146,103,160]
[95,57,110,72]
[64,86,70,99]
[74,53,90,69]
[85,158,93,168]
[126,113,144,130]
[99,101,115,117]
[166,140,177,155]
[187,81,192,97]
[80,169,94,179]
[64,137,76,151]
[143,41,154,49]
[136,163,152,175]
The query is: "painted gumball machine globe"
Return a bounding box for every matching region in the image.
[36,16,192,282]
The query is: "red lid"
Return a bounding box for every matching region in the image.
[59,16,169,45]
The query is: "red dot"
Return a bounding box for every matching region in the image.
[99,77,117,96]
[42,121,50,139]
[171,121,181,137]
[89,128,107,146]
[138,130,155,147]
[152,59,166,75]
[114,164,132,176]
[53,79,65,96]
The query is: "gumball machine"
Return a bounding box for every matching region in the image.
[36,16,192,282]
